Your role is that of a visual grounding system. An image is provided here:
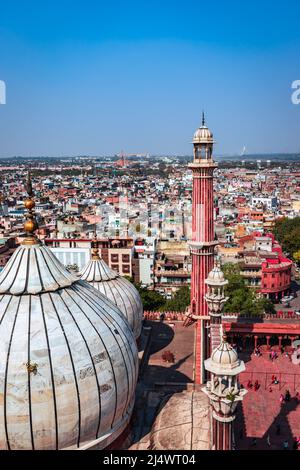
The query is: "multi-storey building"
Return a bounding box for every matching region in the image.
[237,233,292,300]
[154,239,191,295]
[132,237,156,287]
[45,237,134,276]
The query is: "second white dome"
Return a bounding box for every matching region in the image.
[80,256,143,339]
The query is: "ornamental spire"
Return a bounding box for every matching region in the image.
[220,323,228,344]
[22,170,39,245]
[91,229,100,260]
[202,111,205,127]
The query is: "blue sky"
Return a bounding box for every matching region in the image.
[0,0,300,156]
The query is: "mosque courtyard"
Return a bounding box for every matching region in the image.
[131,320,300,450]
[235,349,300,450]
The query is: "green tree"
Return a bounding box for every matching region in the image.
[222,263,275,315]
[293,250,300,266]
[133,283,166,311]
[254,297,276,315]
[274,217,300,260]
[162,286,190,312]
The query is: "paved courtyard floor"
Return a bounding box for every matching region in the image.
[131,320,195,449]
[235,349,300,450]
[142,320,195,385]
[133,321,300,451]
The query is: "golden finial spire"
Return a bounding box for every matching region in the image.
[220,324,228,343]
[91,230,100,260]
[22,170,39,245]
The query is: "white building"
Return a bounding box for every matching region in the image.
[251,196,278,210]
[50,247,90,271]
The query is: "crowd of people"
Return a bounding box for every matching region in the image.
[252,343,294,361]
[247,428,300,450]
[244,378,293,393]
[246,379,260,391]
[239,341,300,450]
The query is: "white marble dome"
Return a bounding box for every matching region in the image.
[79,255,143,339]
[0,241,138,450]
[150,390,212,450]
[205,265,228,287]
[193,125,214,144]
[210,340,239,369]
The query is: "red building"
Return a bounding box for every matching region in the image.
[115,152,129,168]
[261,256,292,300]
[238,232,292,300]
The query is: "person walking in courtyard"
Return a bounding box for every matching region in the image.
[280,394,284,403]
[247,380,253,389]
[283,439,289,450]
[254,346,261,357]
[285,390,291,402]
[271,350,277,361]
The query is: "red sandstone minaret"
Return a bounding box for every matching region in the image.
[189,114,218,384]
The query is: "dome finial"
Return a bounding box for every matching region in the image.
[91,214,100,260]
[26,168,33,197]
[91,230,100,260]
[219,324,227,343]
[22,170,39,245]
[202,111,205,127]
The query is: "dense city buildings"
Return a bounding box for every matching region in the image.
[1,155,299,292]
[1,125,300,451]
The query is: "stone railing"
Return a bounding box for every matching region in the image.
[144,310,300,322]
[144,311,187,321]
[154,269,191,277]
[240,271,262,278]
[223,311,300,321]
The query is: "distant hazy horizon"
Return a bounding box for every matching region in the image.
[0,153,299,162]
